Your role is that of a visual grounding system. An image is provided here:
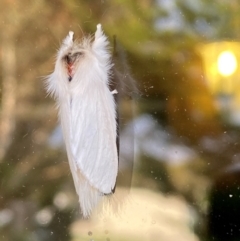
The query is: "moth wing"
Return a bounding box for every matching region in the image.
[69,82,118,194]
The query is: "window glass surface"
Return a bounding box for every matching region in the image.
[0,1,239,241]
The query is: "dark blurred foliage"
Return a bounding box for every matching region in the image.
[1,0,240,240]
[208,168,240,241]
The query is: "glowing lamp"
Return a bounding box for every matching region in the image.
[217,51,237,77]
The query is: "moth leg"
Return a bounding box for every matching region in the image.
[63,31,74,46]
[111,89,118,95]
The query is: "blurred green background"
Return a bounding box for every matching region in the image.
[1,0,240,240]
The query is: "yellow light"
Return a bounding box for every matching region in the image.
[217,51,237,77]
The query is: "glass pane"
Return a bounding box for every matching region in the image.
[0,1,239,241]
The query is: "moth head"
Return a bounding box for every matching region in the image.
[63,50,84,81]
[59,24,110,82]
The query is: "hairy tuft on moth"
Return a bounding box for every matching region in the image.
[46,24,118,218]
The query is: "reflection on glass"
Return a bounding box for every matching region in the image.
[217,51,237,77]
[201,42,240,125]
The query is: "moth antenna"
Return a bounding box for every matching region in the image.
[77,24,85,37]
[113,35,117,57]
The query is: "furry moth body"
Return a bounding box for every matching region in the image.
[46,24,118,217]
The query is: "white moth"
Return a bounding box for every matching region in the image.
[46,24,118,217]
